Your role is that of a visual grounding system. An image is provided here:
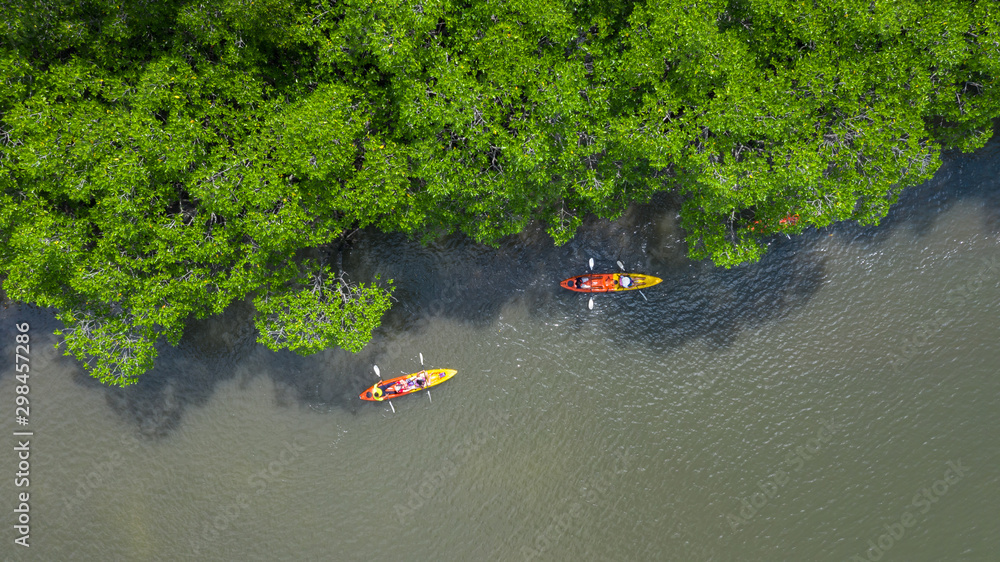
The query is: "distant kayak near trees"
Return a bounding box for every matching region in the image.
[2,0,998,384]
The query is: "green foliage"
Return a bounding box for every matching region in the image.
[253,264,393,355]
[619,0,999,265]
[2,0,999,383]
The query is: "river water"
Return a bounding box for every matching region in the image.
[2,140,999,561]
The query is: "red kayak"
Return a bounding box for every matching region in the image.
[560,273,662,293]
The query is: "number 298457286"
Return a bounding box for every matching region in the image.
[14,323,30,426]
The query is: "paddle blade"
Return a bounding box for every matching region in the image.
[389,401,395,413]
[419,353,424,365]
[588,297,594,310]
[589,258,594,270]
[373,365,381,378]
[617,260,625,271]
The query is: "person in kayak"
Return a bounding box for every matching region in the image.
[619,275,633,288]
[400,373,424,392]
[575,277,590,289]
[372,386,384,400]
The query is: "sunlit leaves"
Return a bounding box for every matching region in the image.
[253,265,393,355]
[616,0,997,266]
[2,0,999,381]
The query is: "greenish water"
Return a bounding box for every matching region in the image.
[2,140,999,561]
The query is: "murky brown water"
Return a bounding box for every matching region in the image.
[2,139,999,561]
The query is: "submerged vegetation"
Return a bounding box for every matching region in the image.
[2,0,999,384]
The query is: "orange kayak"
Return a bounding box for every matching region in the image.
[560,273,662,293]
[360,369,457,401]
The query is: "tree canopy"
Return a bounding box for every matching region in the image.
[2,0,999,384]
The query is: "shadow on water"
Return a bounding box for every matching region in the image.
[73,299,260,438]
[594,234,827,354]
[336,194,829,377]
[0,296,56,387]
[838,133,1000,245]
[70,134,1000,436]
